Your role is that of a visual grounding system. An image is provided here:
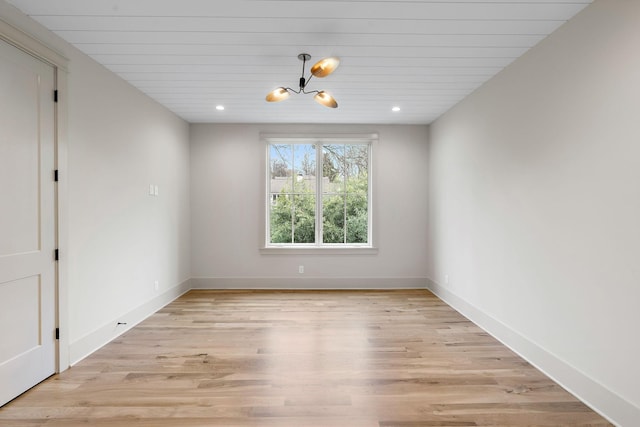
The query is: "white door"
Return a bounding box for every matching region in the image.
[0,38,56,406]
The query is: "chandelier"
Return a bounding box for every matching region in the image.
[265,53,340,108]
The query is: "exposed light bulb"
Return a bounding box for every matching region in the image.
[216,105,225,111]
[392,106,401,112]
[310,57,340,78]
[265,87,290,102]
[314,91,338,108]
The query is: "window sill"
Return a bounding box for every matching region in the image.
[260,246,378,255]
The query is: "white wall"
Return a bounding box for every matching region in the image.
[0,2,191,366]
[427,0,640,425]
[191,124,429,288]
[65,52,191,362]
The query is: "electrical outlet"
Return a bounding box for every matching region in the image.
[298,265,304,274]
[445,275,449,285]
[154,280,159,291]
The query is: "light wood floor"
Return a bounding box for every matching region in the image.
[1,290,611,426]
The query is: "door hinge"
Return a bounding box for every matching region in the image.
[55,328,60,340]
[55,249,59,261]
[54,169,59,182]
[54,90,58,103]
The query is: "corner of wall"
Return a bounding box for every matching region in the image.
[68,278,191,366]
[425,278,640,427]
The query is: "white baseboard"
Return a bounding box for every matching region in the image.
[190,276,429,290]
[68,278,191,366]
[426,279,638,427]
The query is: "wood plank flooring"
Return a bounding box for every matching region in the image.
[0,290,611,426]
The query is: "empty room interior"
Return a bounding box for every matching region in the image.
[0,0,638,426]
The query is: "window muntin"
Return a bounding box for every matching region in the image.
[267,138,372,247]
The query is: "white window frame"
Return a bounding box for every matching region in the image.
[261,133,378,254]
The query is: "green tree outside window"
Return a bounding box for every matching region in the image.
[268,141,370,246]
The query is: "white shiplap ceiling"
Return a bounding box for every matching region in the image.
[6,0,592,124]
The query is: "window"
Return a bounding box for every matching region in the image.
[265,136,373,248]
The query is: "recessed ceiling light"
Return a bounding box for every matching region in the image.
[216,105,225,111]
[392,106,401,112]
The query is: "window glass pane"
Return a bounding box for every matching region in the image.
[344,144,368,244]
[270,144,293,180]
[270,194,292,243]
[294,144,316,180]
[323,194,345,243]
[269,144,294,244]
[346,191,368,243]
[293,194,315,243]
[322,144,345,194]
[345,144,369,189]
[321,143,369,244]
